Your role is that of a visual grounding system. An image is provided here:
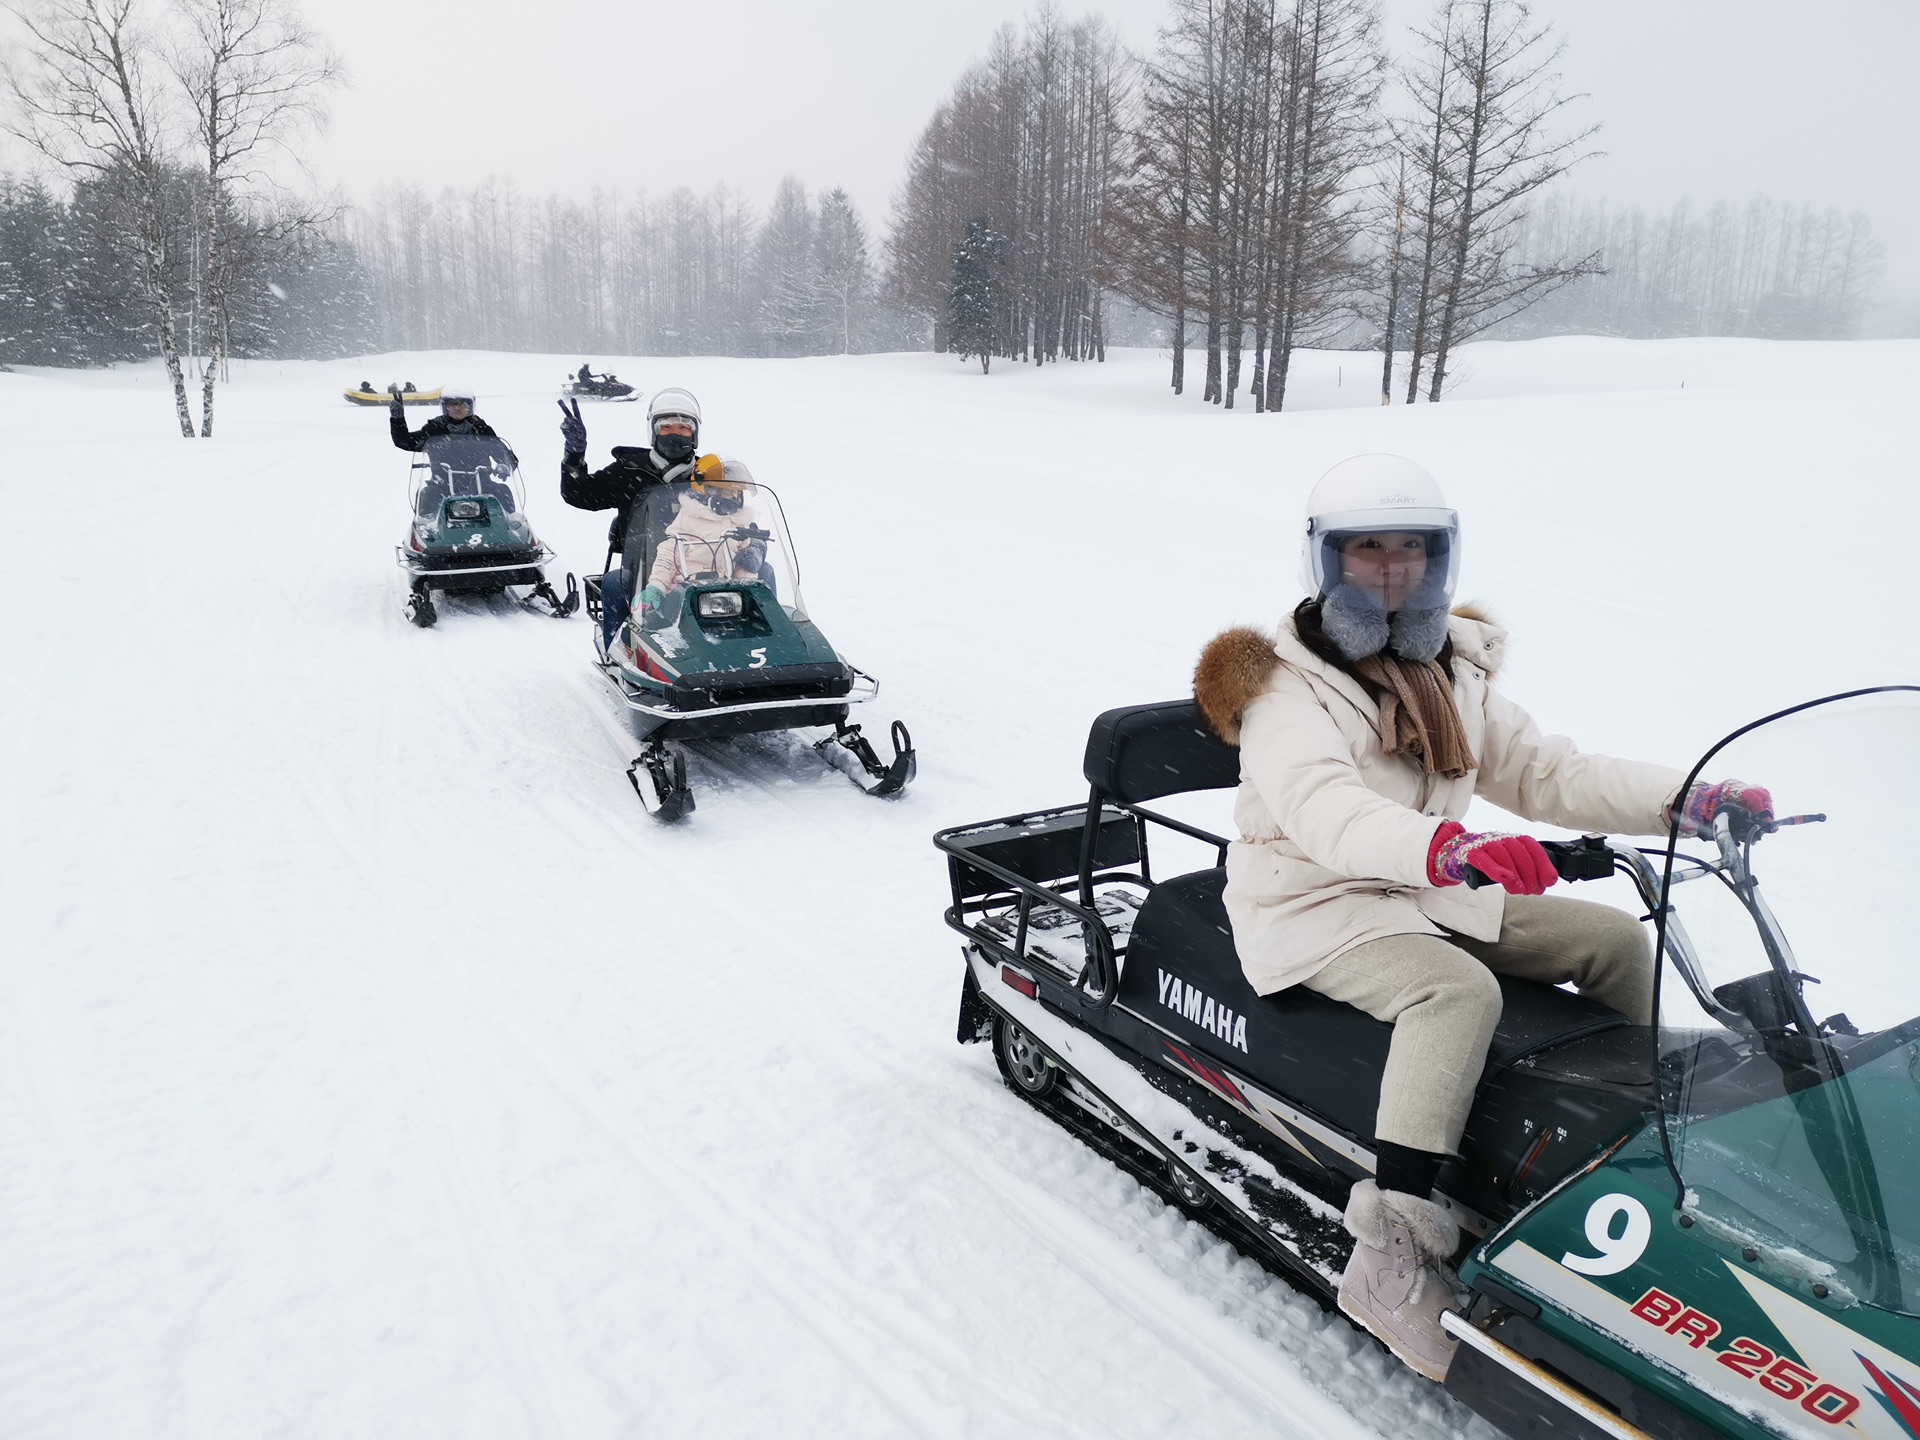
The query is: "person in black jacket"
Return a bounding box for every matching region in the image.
[390,384,497,450]
[560,386,703,646]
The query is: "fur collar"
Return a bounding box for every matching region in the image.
[1194,604,1502,745]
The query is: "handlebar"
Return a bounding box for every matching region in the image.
[1463,834,1616,891]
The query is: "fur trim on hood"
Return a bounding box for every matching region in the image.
[1194,626,1280,744]
[1193,603,1499,745]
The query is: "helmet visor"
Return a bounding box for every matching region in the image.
[1313,520,1458,612]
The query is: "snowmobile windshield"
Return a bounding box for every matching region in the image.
[623,474,806,624]
[412,434,523,518]
[1656,687,1920,1315]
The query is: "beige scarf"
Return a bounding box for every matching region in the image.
[1351,653,1475,778]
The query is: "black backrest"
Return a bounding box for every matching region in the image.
[1082,700,1241,805]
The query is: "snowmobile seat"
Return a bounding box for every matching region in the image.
[1083,699,1241,804]
[1119,868,1633,1144]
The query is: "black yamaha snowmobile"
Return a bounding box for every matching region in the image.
[562,372,637,402]
[584,463,914,820]
[936,691,1920,1440]
[395,432,579,627]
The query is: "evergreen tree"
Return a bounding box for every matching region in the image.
[810,188,872,354]
[947,220,1004,373]
[755,176,817,356]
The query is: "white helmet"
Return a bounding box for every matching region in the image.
[441,383,477,410]
[1299,454,1460,605]
[647,387,702,427]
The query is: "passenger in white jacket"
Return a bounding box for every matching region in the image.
[1192,454,1771,1382]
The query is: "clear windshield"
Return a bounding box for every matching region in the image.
[411,434,523,518]
[621,470,806,625]
[1659,688,1920,1314]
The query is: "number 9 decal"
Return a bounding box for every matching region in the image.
[1561,1193,1652,1276]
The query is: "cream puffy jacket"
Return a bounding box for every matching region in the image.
[647,496,764,592]
[1199,610,1684,995]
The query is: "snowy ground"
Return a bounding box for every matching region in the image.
[3,338,1916,1439]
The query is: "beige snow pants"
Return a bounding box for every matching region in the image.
[1301,895,1654,1155]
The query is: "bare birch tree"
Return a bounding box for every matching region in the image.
[4,0,196,433]
[168,0,340,434]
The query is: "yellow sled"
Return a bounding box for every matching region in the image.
[345,384,443,407]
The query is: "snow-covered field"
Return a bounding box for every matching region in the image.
[3,338,1915,1439]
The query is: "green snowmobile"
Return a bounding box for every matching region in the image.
[396,432,577,626]
[935,686,1918,1439]
[585,462,913,820]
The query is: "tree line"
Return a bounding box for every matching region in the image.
[1,0,1896,427]
[887,0,1616,407]
[349,176,900,360]
[4,0,342,434]
[0,171,373,370]
[1487,194,1884,342]
[887,9,1126,369]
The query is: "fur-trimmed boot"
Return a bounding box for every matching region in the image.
[1338,1180,1462,1382]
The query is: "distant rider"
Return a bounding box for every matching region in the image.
[577,363,593,385]
[390,384,497,451]
[559,386,704,644]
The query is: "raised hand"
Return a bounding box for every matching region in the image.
[558,398,587,457]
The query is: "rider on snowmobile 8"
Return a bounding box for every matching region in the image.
[391,383,497,451]
[1191,453,1772,1383]
[560,386,703,643]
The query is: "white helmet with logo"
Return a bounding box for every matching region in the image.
[1299,453,1460,605]
[647,387,702,427]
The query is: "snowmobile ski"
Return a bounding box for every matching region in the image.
[815,719,916,798]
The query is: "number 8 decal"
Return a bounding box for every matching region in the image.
[1562,1193,1652,1276]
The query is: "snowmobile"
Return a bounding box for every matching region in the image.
[585,463,913,820]
[562,372,638,402]
[935,688,1920,1440]
[348,382,440,407]
[394,431,579,627]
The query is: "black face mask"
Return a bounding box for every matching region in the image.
[654,431,696,463]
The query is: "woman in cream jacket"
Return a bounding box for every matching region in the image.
[1193,454,1769,1382]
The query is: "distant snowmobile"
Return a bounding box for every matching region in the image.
[586,459,913,820]
[395,431,578,627]
[562,371,638,402]
[934,689,1920,1440]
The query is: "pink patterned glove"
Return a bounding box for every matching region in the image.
[1676,779,1773,837]
[1429,822,1559,894]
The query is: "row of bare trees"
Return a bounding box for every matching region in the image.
[887,7,1127,365]
[887,0,1604,408]
[351,177,891,360]
[1102,0,1384,410]
[4,0,340,435]
[1491,195,1885,342]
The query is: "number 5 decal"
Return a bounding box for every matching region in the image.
[749,647,768,669]
[1562,1193,1652,1275]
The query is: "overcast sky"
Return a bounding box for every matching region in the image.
[16,0,1920,295]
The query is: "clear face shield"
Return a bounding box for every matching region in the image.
[1306,509,1460,616]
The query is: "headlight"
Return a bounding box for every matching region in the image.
[449,499,484,521]
[694,590,745,619]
